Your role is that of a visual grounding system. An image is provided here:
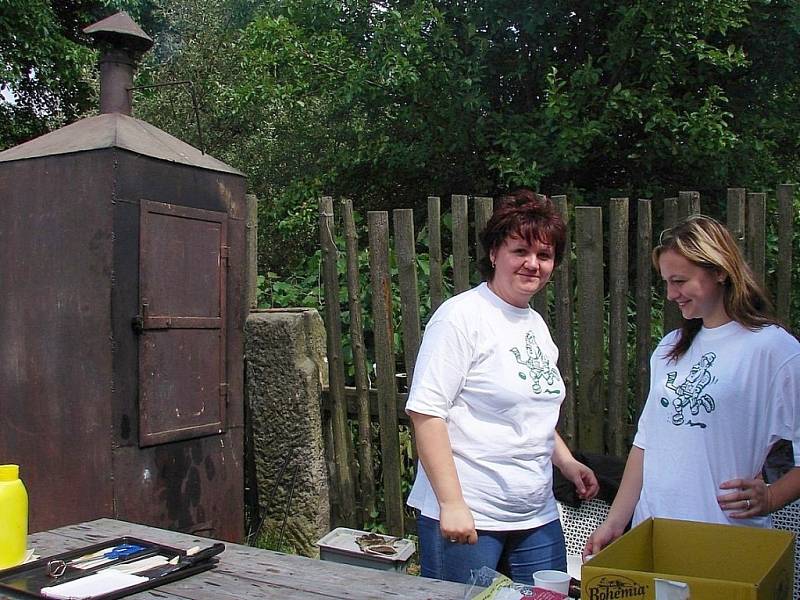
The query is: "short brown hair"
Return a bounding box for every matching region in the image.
[478,189,566,281]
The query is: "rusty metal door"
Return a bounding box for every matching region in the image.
[137,199,228,446]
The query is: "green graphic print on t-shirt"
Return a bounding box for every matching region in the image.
[659,351,718,428]
[510,330,561,394]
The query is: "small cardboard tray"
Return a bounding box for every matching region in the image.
[0,536,220,599]
[317,527,415,564]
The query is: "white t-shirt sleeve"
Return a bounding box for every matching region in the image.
[405,317,472,420]
[768,354,800,465]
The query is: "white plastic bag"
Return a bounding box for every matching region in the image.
[463,566,522,600]
[463,566,569,600]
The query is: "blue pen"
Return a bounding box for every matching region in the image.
[69,543,147,566]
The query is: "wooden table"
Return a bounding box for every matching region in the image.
[13,519,469,599]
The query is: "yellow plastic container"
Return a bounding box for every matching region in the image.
[0,464,28,569]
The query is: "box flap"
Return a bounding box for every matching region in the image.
[652,518,793,584]
[582,518,794,600]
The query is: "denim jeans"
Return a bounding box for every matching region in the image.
[416,514,567,585]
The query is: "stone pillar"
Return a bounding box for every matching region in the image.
[245,308,329,556]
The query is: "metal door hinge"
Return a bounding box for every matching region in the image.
[131,315,144,335]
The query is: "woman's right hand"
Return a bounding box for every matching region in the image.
[582,520,624,561]
[439,500,478,544]
[582,446,644,561]
[409,411,478,544]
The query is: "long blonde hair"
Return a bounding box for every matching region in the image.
[653,214,780,361]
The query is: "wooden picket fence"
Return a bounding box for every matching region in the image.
[318,186,797,536]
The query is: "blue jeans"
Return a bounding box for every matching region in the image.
[416,514,567,585]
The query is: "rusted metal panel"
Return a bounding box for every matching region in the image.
[1,134,246,540]
[111,428,245,541]
[0,153,116,532]
[138,200,228,446]
[139,200,227,318]
[111,193,144,450]
[115,156,240,212]
[110,153,246,540]
[0,114,242,175]
[83,12,153,48]
[139,329,225,444]
[223,198,247,432]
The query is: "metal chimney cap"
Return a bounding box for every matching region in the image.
[83,11,154,53]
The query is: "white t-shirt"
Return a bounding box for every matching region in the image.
[405,283,565,530]
[633,321,800,528]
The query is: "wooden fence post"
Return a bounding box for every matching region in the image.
[452,195,470,293]
[679,190,700,215]
[342,199,375,525]
[727,188,747,252]
[427,197,444,314]
[394,209,422,384]
[533,284,550,326]
[531,195,550,324]
[663,197,678,228]
[552,196,576,448]
[662,197,682,335]
[776,184,796,324]
[608,198,629,456]
[533,275,550,327]
[747,192,767,286]
[575,207,605,453]
[635,199,653,422]
[394,209,421,462]
[368,211,404,537]
[245,194,259,310]
[474,196,493,266]
[319,197,356,527]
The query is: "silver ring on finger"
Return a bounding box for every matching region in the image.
[745,498,751,510]
[449,538,457,543]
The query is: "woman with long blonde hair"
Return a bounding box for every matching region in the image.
[585,214,800,556]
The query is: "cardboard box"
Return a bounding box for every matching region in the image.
[582,518,794,600]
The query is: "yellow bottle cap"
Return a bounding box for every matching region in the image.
[0,465,20,481]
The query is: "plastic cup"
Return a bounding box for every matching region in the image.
[533,569,571,595]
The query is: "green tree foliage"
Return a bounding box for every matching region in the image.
[237,0,799,198]
[723,1,800,189]
[10,1,797,273]
[0,0,95,147]
[128,0,799,275]
[0,0,157,150]
[484,1,752,193]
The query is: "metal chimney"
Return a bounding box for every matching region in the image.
[83,12,153,115]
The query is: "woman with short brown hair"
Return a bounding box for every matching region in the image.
[407,189,598,584]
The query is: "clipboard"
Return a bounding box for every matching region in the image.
[0,536,222,599]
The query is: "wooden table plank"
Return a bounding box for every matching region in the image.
[18,520,469,600]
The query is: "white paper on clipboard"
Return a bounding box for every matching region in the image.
[40,570,147,599]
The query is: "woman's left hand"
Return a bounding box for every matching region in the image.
[560,459,600,501]
[718,477,770,517]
